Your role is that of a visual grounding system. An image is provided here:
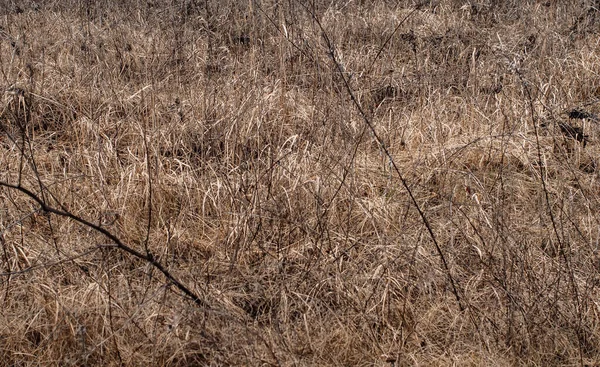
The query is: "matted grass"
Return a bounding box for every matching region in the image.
[1,1,600,365]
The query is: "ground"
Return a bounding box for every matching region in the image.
[1,1,600,366]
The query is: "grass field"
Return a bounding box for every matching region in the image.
[1,0,600,365]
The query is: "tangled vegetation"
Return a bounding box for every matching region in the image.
[1,1,600,365]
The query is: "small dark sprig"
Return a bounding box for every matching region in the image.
[567,108,598,121]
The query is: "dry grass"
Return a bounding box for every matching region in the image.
[1,0,600,365]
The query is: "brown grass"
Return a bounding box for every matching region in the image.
[1,0,600,365]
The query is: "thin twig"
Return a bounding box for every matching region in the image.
[0,180,209,309]
[301,2,464,311]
